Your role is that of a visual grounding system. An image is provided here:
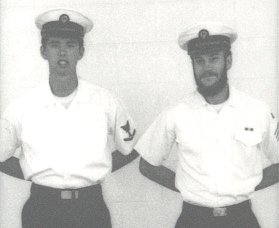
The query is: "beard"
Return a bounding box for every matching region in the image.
[194,66,228,97]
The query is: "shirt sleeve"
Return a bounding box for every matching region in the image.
[0,104,21,162]
[107,97,137,155]
[261,106,278,164]
[135,110,176,166]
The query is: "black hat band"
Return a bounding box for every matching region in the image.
[187,35,231,55]
[41,21,84,39]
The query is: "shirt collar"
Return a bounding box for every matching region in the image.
[73,79,92,104]
[40,78,91,107]
[225,87,245,108]
[186,90,208,109]
[188,86,244,109]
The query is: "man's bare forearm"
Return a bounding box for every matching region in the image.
[255,164,279,191]
[111,149,139,172]
[139,157,179,192]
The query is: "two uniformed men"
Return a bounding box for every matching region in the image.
[0,9,278,228]
[0,9,138,228]
[135,22,279,227]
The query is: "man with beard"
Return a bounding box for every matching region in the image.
[0,9,138,228]
[135,22,278,228]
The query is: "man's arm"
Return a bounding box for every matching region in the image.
[255,121,279,190]
[255,163,279,191]
[0,118,24,179]
[275,122,279,141]
[111,149,139,172]
[139,157,179,192]
[0,157,24,179]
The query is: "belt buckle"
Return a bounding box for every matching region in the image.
[213,207,227,216]
[61,190,79,199]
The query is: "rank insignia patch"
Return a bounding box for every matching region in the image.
[121,121,136,141]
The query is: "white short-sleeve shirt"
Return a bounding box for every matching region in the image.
[135,88,278,207]
[0,79,137,189]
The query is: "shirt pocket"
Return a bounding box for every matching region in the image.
[234,129,263,146]
[232,127,264,175]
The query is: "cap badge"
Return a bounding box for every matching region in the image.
[59,14,70,23]
[199,29,209,39]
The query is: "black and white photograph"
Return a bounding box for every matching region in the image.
[0,0,278,227]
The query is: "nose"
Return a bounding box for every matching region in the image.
[59,47,66,57]
[203,60,215,73]
[203,59,212,69]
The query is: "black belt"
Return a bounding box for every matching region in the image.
[183,200,251,217]
[30,183,102,201]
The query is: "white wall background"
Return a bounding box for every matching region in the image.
[0,0,278,227]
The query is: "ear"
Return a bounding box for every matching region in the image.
[225,54,232,70]
[40,46,48,60]
[78,47,85,60]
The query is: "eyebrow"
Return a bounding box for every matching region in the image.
[192,53,222,61]
[208,52,222,57]
[48,39,78,43]
[48,40,60,44]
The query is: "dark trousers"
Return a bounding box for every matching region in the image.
[175,200,261,228]
[22,183,111,228]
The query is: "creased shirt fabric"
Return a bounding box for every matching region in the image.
[135,88,278,207]
[0,79,137,189]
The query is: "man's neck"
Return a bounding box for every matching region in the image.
[49,74,78,97]
[203,84,229,105]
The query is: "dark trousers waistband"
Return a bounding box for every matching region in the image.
[183,200,251,217]
[30,183,102,201]
[23,184,111,228]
